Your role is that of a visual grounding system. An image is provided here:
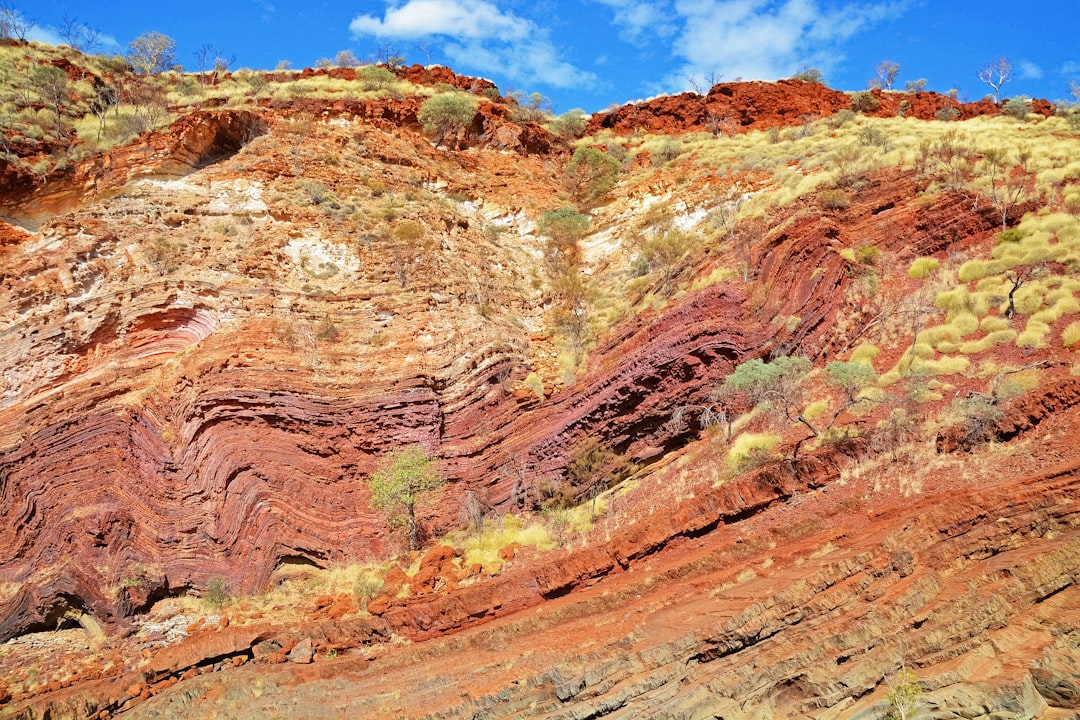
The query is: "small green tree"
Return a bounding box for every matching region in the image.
[510,91,553,122]
[565,146,620,205]
[538,207,591,356]
[358,65,396,90]
[885,666,921,720]
[723,356,817,438]
[822,360,878,428]
[203,577,232,611]
[851,90,880,113]
[369,445,444,551]
[1001,95,1030,120]
[418,92,478,147]
[547,109,588,140]
[128,32,177,75]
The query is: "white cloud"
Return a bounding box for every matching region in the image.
[1061,61,1080,76]
[665,0,908,93]
[593,0,678,43]
[350,0,530,41]
[1018,60,1043,80]
[350,0,596,90]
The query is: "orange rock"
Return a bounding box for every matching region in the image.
[366,598,390,616]
[408,565,439,594]
[498,542,521,562]
[327,598,358,620]
[381,566,410,597]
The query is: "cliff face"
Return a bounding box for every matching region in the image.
[2,67,1079,720]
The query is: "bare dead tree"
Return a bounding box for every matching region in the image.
[59,16,101,54]
[980,147,1029,232]
[0,3,34,42]
[977,56,1012,102]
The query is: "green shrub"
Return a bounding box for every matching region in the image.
[908,257,940,278]
[934,107,960,121]
[726,433,781,473]
[640,229,696,291]
[565,146,620,204]
[850,91,879,113]
[998,228,1024,244]
[358,65,395,90]
[857,125,889,149]
[651,138,682,166]
[828,109,856,128]
[1063,320,1080,347]
[950,395,1003,449]
[353,573,384,608]
[791,67,823,83]
[819,189,851,210]
[547,109,588,140]
[1002,96,1031,120]
[418,92,478,145]
[538,207,590,245]
[203,577,231,610]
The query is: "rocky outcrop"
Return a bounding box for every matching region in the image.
[589,80,1003,137]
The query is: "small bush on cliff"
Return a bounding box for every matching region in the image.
[358,65,395,91]
[908,257,940,279]
[819,189,851,210]
[418,92,478,147]
[726,433,781,473]
[547,109,588,140]
[639,229,696,294]
[884,666,922,720]
[203,577,232,610]
[934,107,960,121]
[369,445,445,551]
[352,573,384,610]
[850,90,879,113]
[1002,95,1031,120]
[791,66,823,83]
[565,146,620,205]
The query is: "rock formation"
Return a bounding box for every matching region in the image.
[1,53,1078,720]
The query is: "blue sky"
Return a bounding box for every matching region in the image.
[22,1,1080,113]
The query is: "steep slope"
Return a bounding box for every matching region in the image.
[2,59,1080,720]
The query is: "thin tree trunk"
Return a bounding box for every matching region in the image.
[407,504,418,551]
